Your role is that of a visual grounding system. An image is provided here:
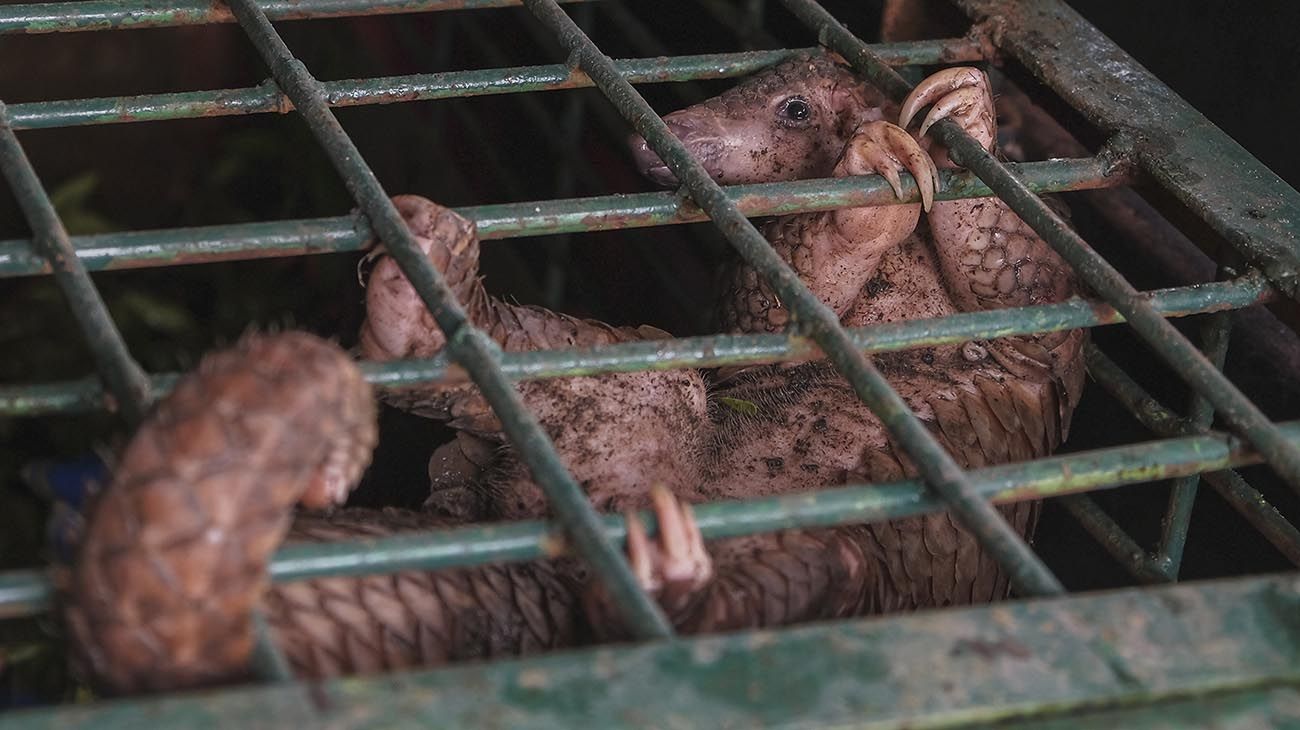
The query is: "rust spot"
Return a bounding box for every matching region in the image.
[950,636,1033,661]
[539,531,569,558]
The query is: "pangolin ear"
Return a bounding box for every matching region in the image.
[829,82,878,138]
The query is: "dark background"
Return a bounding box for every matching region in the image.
[0,0,1298,705]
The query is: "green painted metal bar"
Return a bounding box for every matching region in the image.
[1085,344,1300,567]
[0,275,1274,416]
[0,157,1121,278]
[223,0,671,639]
[1059,313,1233,585]
[249,614,294,683]
[521,0,1064,599]
[785,0,1300,498]
[6,42,984,130]
[1059,493,1168,585]
[0,0,596,34]
[8,573,1300,729]
[6,415,1300,619]
[0,103,152,426]
[988,685,1300,730]
[954,0,1300,301]
[1158,310,1232,575]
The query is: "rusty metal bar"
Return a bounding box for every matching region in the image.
[1158,311,1233,575]
[5,42,984,131]
[953,0,1300,301]
[0,275,1274,417]
[0,156,1121,278]
[8,573,1300,728]
[1058,494,1168,584]
[5,414,1300,619]
[0,103,152,426]
[520,0,1063,598]
[221,0,672,638]
[0,0,597,34]
[781,0,1300,496]
[1085,345,1300,568]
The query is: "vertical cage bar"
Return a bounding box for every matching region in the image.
[1059,494,1167,584]
[520,0,1063,598]
[222,0,673,638]
[1085,345,1300,567]
[0,102,292,673]
[777,0,1300,494]
[1157,311,1232,576]
[0,103,152,425]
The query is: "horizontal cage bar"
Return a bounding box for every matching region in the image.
[4,415,1298,618]
[5,42,985,130]
[9,572,1299,728]
[0,274,1275,416]
[0,157,1124,278]
[0,0,596,34]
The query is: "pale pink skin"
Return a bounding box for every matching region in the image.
[359,55,1086,636]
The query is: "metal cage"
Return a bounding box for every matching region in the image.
[2,0,1299,726]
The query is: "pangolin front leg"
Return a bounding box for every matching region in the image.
[358,195,708,518]
[720,119,938,333]
[900,67,1087,441]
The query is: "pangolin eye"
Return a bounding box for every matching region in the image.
[778,96,812,122]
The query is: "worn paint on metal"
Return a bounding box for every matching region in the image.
[223,0,674,639]
[0,0,596,34]
[6,410,1298,619]
[0,275,1275,416]
[0,103,152,426]
[955,0,1300,300]
[6,573,1300,728]
[0,157,1124,278]
[5,42,986,130]
[0,158,1124,276]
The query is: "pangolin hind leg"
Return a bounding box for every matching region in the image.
[63,333,592,692]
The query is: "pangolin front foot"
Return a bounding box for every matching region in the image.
[584,486,713,630]
[840,120,940,212]
[626,486,712,614]
[899,66,998,156]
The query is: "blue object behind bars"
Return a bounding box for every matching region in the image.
[20,453,108,564]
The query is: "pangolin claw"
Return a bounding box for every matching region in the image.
[844,120,940,212]
[898,67,997,149]
[624,485,712,597]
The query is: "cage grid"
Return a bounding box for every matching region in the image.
[1,0,1299,726]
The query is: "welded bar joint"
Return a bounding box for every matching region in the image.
[0,102,152,425]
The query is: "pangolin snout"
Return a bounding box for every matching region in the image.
[629,132,678,186]
[629,114,724,187]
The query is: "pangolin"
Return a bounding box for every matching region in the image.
[64,55,1086,693]
[361,56,1086,635]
